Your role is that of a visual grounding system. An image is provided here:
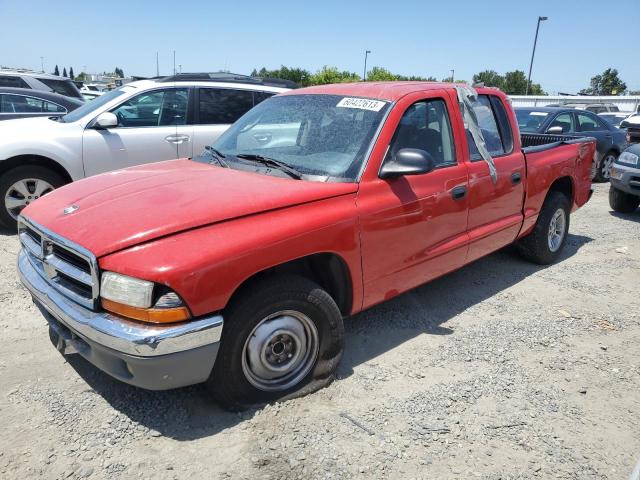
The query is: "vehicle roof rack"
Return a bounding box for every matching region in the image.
[156,72,299,89]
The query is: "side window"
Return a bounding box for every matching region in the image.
[0,76,29,89]
[253,91,274,105]
[199,88,254,124]
[577,113,607,132]
[467,95,506,160]
[548,113,575,134]
[111,88,188,127]
[0,94,65,113]
[388,99,456,167]
[488,96,514,154]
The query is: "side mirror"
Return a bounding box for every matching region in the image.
[379,148,435,179]
[92,112,118,129]
[620,120,631,129]
[546,126,564,134]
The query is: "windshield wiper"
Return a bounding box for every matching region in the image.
[235,154,303,180]
[204,145,229,168]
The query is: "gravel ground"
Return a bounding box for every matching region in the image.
[0,183,639,479]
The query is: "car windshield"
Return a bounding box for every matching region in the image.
[61,88,127,123]
[210,94,390,182]
[516,109,549,132]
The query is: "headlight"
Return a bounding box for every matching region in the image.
[617,151,639,167]
[100,272,190,323]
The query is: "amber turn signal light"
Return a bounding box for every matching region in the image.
[102,298,191,324]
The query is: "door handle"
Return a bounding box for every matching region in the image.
[451,185,467,200]
[165,135,190,145]
[511,172,522,185]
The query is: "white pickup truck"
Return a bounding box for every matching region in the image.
[0,73,291,227]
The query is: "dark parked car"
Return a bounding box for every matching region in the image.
[515,107,628,182]
[609,143,640,213]
[620,115,640,144]
[598,112,633,128]
[0,88,83,121]
[0,70,83,99]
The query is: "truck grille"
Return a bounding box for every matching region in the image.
[18,217,99,310]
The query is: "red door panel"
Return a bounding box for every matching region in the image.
[358,166,469,309]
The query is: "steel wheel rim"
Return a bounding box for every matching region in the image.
[4,178,54,220]
[602,154,615,179]
[547,208,566,252]
[242,310,319,392]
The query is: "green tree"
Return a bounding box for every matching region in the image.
[472,70,504,88]
[75,72,87,82]
[53,65,59,76]
[114,67,124,78]
[69,67,74,80]
[308,66,360,85]
[62,67,67,77]
[251,66,311,86]
[502,70,528,95]
[401,75,437,81]
[366,67,399,81]
[579,68,626,95]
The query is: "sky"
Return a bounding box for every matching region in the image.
[1,0,638,94]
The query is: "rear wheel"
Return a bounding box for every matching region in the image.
[207,275,344,410]
[516,191,571,265]
[593,151,617,182]
[0,166,65,229]
[609,186,640,213]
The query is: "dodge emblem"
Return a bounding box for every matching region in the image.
[63,205,79,215]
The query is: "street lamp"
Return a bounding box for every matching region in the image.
[40,56,44,73]
[363,50,371,81]
[450,69,455,83]
[526,16,548,95]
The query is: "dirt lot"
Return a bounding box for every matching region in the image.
[0,183,639,480]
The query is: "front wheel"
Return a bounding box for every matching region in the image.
[609,186,640,213]
[0,166,65,229]
[516,191,571,265]
[207,275,344,410]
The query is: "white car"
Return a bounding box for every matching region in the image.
[0,73,292,227]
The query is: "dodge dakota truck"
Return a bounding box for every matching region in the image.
[17,82,596,409]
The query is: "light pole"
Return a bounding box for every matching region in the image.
[40,57,44,73]
[450,69,455,83]
[526,16,548,95]
[363,50,371,81]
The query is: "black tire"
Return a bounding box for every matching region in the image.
[207,275,344,410]
[0,166,66,229]
[593,151,617,183]
[516,191,571,265]
[609,186,640,213]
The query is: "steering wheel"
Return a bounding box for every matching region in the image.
[115,111,126,127]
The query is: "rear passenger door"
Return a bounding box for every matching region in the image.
[191,88,274,156]
[576,111,612,156]
[465,94,526,263]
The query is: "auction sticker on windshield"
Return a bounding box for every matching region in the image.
[337,97,387,111]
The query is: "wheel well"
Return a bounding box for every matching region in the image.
[548,176,573,203]
[0,155,72,184]
[229,253,353,316]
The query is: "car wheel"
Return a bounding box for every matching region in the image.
[516,191,571,265]
[609,186,640,213]
[0,166,65,229]
[593,151,617,183]
[207,275,344,410]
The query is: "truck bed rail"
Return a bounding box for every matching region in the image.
[521,133,596,154]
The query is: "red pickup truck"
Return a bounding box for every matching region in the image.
[17,82,595,409]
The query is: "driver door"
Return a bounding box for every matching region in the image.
[82,87,191,177]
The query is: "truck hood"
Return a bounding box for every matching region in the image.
[23,159,358,257]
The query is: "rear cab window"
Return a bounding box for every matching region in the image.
[467,95,513,161]
[38,78,81,98]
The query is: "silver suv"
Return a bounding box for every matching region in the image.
[0,70,83,99]
[0,73,292,227]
